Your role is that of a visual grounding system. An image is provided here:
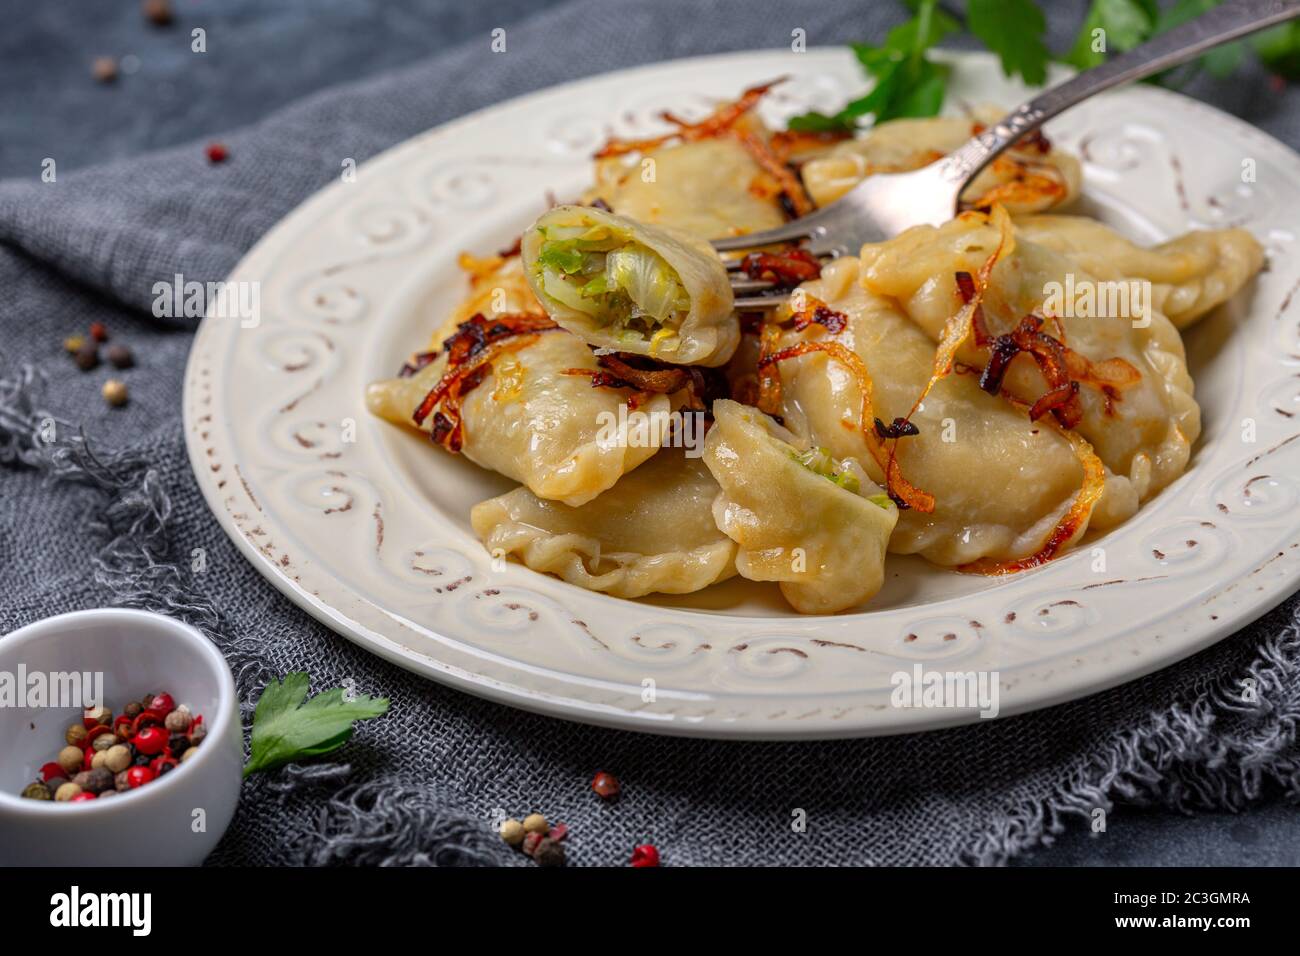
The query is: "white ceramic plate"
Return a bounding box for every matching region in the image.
[184,49,1300,739]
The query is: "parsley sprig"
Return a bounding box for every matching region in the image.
[789,0,960,131]
[244,672,390,777]
[790,0,1298,134]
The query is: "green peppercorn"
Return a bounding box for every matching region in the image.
[114,770,131,792]
[180,747,200,763]
[189,723,207,746]
[21,781,51,800]
[103,744,132,773]
[102,379,129,408]
[53,782,82,802]
[164,709,191,733]
[65,724,88,747]
[123,701,141,719]
[57,745,84,775]
[91,733,119,753]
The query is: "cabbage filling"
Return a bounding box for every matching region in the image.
[533,224,691,345]
[788,446,891,508]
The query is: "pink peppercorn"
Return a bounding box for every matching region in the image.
[521,831,545,857]
[125,766,154,789]
[591,771,620,800]
[630,844,660,868]
[132,725,168,756]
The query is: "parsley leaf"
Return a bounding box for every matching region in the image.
[790,0,1284,139]
[1254,21,1300,79]
[243,672,389,777]
[891,57,951,118]
[967,0,1050,86]
[1201,38,1246,78]
[788,0,956,132]
[1065,0,1156,71]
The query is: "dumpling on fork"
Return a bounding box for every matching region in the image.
[522,204,738,366]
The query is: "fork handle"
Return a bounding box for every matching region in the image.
[940,0,1300,191]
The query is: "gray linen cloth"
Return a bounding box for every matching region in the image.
[1,0,1299,866]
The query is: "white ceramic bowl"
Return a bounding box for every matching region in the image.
[0,609,242,865]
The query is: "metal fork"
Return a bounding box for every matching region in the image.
[720,0,1300,308]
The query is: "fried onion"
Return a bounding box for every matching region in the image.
[412,313,560,451]
[594,80,784,159]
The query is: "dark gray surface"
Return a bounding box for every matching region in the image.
[0,0,1297,866]
[1022,801,1300,867]
[0,0,563,179]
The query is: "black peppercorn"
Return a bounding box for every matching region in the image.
[124,701,142,719]
[92,57,118,84]
[533,837,566,867]
[74,342,100,371]
[169,734,190,756]
[73,768,113,794]
[142,0,173,27]
[106,344,134,369]
[133,753,151,767]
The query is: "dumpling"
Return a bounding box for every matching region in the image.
[858,207,1198,502]
[585,92,794,239]
[765,256,1132,569]
[366,325,677,507]
[471,446,736,598]
[802,110,1081,215]
[522,204,737,366]
[702,400,897,613]
[588,136,789,239]
[1014,215,1265,330]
